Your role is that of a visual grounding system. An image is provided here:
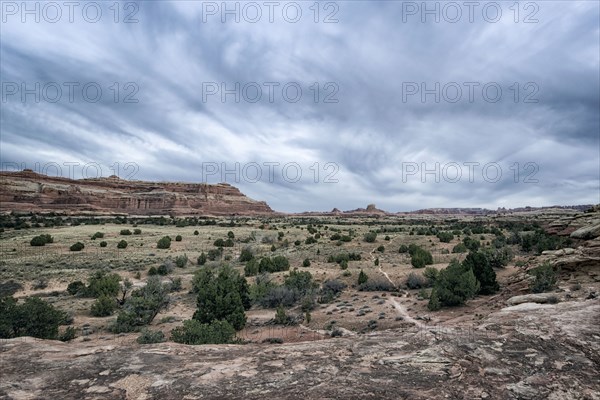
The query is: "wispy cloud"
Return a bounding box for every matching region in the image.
[1,0,598,212]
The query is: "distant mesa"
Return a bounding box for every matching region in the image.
[0,170,273,216]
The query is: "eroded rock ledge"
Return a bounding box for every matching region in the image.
[0,170,273,216]
[1,299,598,400]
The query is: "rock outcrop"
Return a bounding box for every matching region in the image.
[0,170,273,216]
[570,222,600,240]
[0,299,598,399]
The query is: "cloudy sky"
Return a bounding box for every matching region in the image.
[1,0,598,212]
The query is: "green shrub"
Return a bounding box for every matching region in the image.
[437,232,454,243]
[377,245,385,253]
[0,296,66,339]
[86,271,121,297]
[244,259,259,276]
[423,267,439,285]
[328,252,361,264]
[452,243,468,253]
[100,241,108,247]
[427,289,441,311]
[91,232,104,240]
[358,270,368,285]
[463,251,499,295]
[239,247,254,262]
[398,244,409,253]
[284,269,316,295]
[136,328,166,344]
[192,265,248,330]
[359,277,395,292]
[302,258,311,267]
[463,237,480,252]
[305,236,317,244]
[148,266,158,276]
[67,280,85,296]
[175,254,188,268]
[194,230,199,235]
[363,232,377,243]
[120,229,132,235]
[111,276,170,333]
[319,279,347,303]
[259,286,300,308]
[169,277,182,292]
[59,326,76,342]
[274,304,293,325]
[70,242,85,252]
[117,240,128,249]
[171,319,235,345]
[90,295,117,317]
[529,262,558,293]
[197,252,207,265]
[406,272,427,289]
[157,263,171,276]
[207,248,222,261]
[30,234,53,246]
[157,236,171,249]
[483,247,513,268]
[410,246,433,268]
[428,260,479,309]
[249,273,277,305]
[257,256,290,273]
[133,228,142,234]
[175,235,182,242]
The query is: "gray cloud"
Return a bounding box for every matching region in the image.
[1,0,598,212]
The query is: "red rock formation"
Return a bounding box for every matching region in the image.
[0,170,273,216]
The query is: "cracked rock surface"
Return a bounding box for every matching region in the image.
[1,299,598,400]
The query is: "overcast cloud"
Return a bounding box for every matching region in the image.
[1,0,598,212]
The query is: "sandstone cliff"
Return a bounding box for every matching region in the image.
[0,170,273,216]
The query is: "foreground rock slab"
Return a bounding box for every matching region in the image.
[1,300,599,400]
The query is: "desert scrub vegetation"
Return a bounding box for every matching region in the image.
[462,251,499,295]
[91,232,104,240]
[428,260,480,310]
[244,255,290,276]
[408,244,434,268]
[171,319,236,345]
[175,254,188,268]
[192,265,249,330]
[136,328,166,344]
[156,236,171,249]
[170,265,250,344]
[90,295,117,317]
[111,276,170,333]
[69,242,85,251]
[363,231,377,243]
[0,296,68,339]
[529,262,558,293]
[359,276,395,292]
[30,234,53,246]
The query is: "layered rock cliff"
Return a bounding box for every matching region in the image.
[0,170,273,216]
